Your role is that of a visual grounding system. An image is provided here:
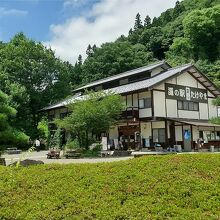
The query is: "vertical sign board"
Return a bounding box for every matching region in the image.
[101,137,108,150]
[165,83,208,103]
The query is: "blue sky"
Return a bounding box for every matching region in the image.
[0,0,99,42]
[0,0,177,63]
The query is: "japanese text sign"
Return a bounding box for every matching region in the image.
[165,83,208,103]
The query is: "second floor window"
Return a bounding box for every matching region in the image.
[139,98,151,109]
[119,78,128,85]
[218,106,220,117]
[177,100,199,111]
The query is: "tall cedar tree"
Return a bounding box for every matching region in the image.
[144,15,151,27]
[134,13,143,31]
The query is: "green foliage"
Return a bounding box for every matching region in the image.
[196,59,220,87]
[56,91,124,149]
[64,138,80,150]
[37,117,50,148]
[134,13,143,31]
[74,0,219,88]
[0,89,28,147]
[0,33,73,138]
[81,41,155,84]
[183,5,220,60]
[0,154,220,219]
[37,117,49,139]
[49,128,62,149]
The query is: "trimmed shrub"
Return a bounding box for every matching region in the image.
[0,154,220,219]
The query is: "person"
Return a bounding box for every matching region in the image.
[196,138,203,151]
[35,138,41,152]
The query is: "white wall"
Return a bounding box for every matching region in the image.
[208,98,217,118]
[199,103,209,119]
[175,126,182,141]
[139,109,152,118]
[140,122,152,138]
[152,70,217,120]
[152,121,165,129]
[153,91,166,117]
[166,99,178,118]
[178,110,199,119]
[138,91,152,118]
[133,93,138,107]
[176,72,198,87]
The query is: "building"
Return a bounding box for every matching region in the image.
[42,61,220,152]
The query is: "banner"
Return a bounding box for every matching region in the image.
[165,83,208,103]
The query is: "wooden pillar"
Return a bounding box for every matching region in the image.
[190,125,193,151]
[165,119,168,147]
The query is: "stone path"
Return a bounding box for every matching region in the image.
[2,151,133,166]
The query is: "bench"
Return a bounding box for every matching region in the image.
[47,150,60,159]
[65,150,81,159]
[6,148,22,155]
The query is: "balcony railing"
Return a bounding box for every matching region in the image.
[121,107,139,120]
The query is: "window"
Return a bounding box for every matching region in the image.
[139,98,151,109]
[218,107,220,117]
[48,114,55,121]
[119,78,128,85]
[194,102,199,111]
[60,112,68,119]
[177,100,199,111]
[177,100,183,109]
[95,85,102,91]
[153,128,165,143]
[188,102,194,111]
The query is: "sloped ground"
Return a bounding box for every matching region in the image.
[0,154,220,219]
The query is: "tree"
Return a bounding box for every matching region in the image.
[37,117,49,147]
[134,13,143,31]
[92,44,97,52]
[77,54,83,65]
[81,41,155,84]
[173,1,185,18]
[0,33,73,138]
[183,5,220,60]
[165,37,194,65]
[144,15,151,28]
[86,44,93,57]
[56,91,124,149]
[128,28,133,36]
[0,89,28,146]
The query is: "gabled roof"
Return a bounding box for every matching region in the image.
[74,60,170,92]
[187,66,220,96]
[41,63,220,111]
[108,63,192,94]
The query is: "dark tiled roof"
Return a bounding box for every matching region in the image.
[74,60,169,92]
[41,63,220,111]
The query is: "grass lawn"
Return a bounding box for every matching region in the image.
[0,154,220,219]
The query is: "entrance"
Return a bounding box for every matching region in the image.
[183,125,192,152]
[118,124,140,150]
[169,122,176,146]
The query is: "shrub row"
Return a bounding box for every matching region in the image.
[0,154,220,219]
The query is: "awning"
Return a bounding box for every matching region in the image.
[177,120,220,127]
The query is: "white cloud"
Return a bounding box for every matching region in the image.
[45,0,177,64]
[0,7,28,17]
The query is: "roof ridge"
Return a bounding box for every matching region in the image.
[74,60,167,91]
[167,63,192,70]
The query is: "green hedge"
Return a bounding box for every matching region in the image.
[0,154,220,219]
